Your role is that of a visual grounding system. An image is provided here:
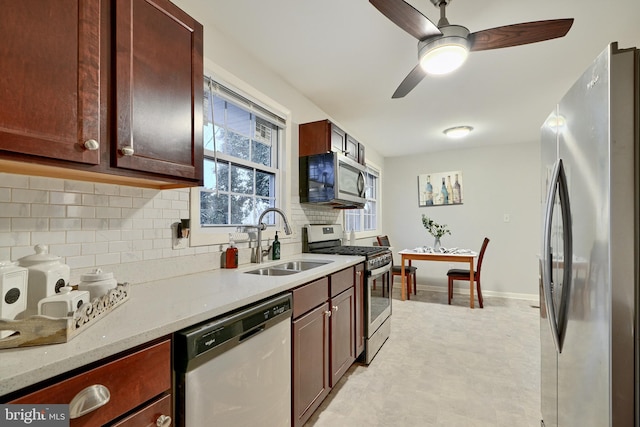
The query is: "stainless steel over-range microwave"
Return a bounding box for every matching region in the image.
[299,152,366,209]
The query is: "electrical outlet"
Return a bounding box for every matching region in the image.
[503,214,511,223]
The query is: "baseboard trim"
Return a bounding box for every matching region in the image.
[413,283,538,302]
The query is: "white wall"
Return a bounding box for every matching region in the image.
[382,142,541,298]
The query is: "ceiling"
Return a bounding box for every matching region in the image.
[175,0,640,158]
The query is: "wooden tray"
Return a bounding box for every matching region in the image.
[0,283,130,349]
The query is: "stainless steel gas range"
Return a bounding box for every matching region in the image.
[303,224,392,364]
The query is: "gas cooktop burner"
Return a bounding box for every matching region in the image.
[310,246,387,257]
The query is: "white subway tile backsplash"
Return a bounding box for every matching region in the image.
[109,195,133,208]
[81,218,109,230]
[81,242,109,255]
[31,204,66,218]
[51,218,82,231]
[66,255,95,269]
[0,202,29,217]
[0,173,325,283]
[30,231,66,245]
[1,174,29,189]
[49,244,82,257]
[96,252,121,266]
[0,188,10,202]
[29,176,64,191]
[64,180,94,193]
[82,194,110,207]
[66,230,96,244]
[94,183,120,196]
[12,188,48,204]
[96,229,121,242]
[96,207,122,219]
[67,206,96,218]
[11,218,48,232]
[50,192,82,205]
[0,232,30,247]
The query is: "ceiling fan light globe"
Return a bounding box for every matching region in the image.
[420,44,468,74]
[418,25,470,75]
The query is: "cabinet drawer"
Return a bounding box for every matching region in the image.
[292,277,329,318]
[112,392,172,427]
[330,267,354,297]
[10,339,171,426]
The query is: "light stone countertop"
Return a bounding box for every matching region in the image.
[0,253,364,398]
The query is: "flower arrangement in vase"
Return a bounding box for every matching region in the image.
[421,214,451,249]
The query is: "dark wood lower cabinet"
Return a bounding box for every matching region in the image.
[330,287,355,387]
[291,265,361,427]
[292,303,331,427]
[7,338,172,427]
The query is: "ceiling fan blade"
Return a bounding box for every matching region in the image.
[370,0,441,41]
[469,18,574,52]
[392,64,427,98]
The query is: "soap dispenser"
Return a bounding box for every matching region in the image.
[272,232,281,260]
[226,239,238,269]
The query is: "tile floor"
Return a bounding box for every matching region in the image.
[305,286,541,427]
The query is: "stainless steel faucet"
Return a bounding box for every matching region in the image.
[251,208,293,263]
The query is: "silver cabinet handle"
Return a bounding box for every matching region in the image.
[83,139,99,151]
[332,305,339,311]
[156,414,172,427]
[120,146,135,156]
[69,384,110,419]
[324,310,332,317]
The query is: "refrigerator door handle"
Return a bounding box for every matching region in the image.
[542,159,573,353]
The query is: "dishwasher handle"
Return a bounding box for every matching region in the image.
[239,325,265,343]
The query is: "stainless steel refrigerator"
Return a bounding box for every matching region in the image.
[540,42,639,427]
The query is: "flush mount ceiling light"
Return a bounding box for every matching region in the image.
[443,125,473,139]
[419,25,470,75]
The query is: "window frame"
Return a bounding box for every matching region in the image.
[190,71,292,247]
[343,161,381,239]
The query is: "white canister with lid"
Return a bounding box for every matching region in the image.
[38,286,89,318]
[0,261,28,338]
[78,268,118,300]
[18,244,71,316]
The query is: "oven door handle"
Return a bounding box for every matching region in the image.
[368,262,392,278]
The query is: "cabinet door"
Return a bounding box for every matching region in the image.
[0,0,100,165]
[115,0,203,182]
[345,135,359,162]
[354,263,365,358]
[330,124,346,154]
[292,303,331,427]
[330,287,355,387]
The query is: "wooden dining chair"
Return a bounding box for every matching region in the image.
[376,235,417,298]
[447,237,489,308]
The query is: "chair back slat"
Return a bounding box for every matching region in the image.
[377,235,390,247]
[476,237,490,279]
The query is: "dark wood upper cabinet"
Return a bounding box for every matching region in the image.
[0,0,204,189]
[299,119,365,165]
[115,0,203,181]
[0,0,101,165]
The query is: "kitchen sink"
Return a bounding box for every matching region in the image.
[244,268,299,276]
[244,260,332,276]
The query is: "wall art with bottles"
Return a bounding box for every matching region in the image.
[417,171,463,207]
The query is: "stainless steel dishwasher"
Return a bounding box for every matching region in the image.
[174,293,292,427]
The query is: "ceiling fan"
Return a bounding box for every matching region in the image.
[370,0,574,98]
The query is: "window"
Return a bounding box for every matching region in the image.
[344,164,379,234]
[194,77,286,240]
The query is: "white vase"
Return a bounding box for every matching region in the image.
[434,237,441,250]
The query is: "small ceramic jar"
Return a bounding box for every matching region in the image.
[78,268,118,300]
[18,244,71,315]
[38,286,89,318]
[0,261,28,338]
